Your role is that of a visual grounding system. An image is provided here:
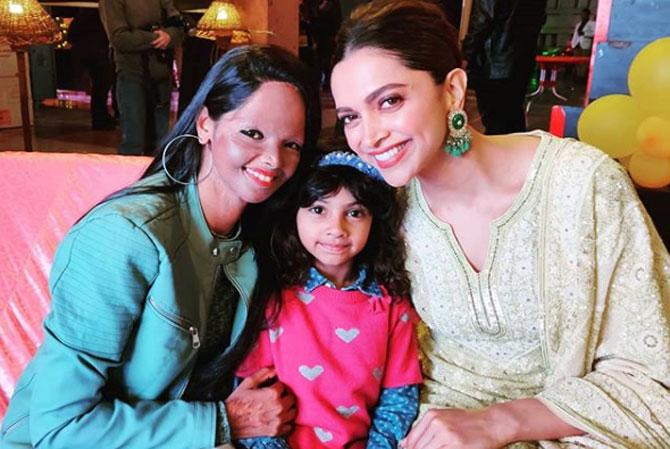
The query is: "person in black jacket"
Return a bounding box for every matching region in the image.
[434,0,462,28]
[308,0,342,90]
[462,0,547,134]
[68,8,117,130]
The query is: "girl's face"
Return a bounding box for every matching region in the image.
[197,81,306,205]
[296,187,373,285]
[331,47,456,187]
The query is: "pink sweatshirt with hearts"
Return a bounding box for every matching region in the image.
[236,285,422,449]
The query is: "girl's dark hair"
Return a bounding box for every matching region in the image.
[270,158,411,302]
[120,45,321,400]
[333,0,462,84]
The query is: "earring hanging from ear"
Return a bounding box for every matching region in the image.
[161,134,213,185]
[443,109,472,157]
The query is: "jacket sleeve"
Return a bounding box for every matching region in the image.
[537,156,670,447]
[28,214,216,449]
[99,0,157,53]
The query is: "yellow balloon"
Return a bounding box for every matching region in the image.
[628,151,670,189]
[577,95,645,158]
[636,116,670,159]
[628,37,670,120]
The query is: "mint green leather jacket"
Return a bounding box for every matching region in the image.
[1,173,256,449]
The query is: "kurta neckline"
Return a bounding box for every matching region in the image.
[411,130,550,276]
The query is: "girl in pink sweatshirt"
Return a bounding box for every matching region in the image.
[236,151,422,449]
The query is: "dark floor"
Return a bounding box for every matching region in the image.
[0,72,587,154]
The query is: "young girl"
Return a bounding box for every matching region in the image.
[236,151,423,449]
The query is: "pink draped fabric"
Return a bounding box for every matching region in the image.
[0,152,150,417]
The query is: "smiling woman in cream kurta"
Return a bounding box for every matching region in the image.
[405,132,670,448]
[330,1,669,446]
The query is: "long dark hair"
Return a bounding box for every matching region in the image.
[333,0,462,85]
[270,155,411,302]
[124,45,321,399]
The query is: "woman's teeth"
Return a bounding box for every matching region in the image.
[247,169,273,183]
[374,142,405,162]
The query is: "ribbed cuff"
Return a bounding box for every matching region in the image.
[215,400,232,445]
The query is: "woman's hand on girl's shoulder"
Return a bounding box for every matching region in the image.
[399,407,510,449]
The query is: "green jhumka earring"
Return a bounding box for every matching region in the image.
[444,109,472,157]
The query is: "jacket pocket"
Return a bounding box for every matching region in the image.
[118,296,199,400]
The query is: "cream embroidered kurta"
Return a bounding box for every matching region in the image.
[404,131,670,448]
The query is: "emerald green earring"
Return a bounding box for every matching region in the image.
[444,109,471,157]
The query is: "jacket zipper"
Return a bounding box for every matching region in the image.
[147,296,200,349]
[188,326,201,349]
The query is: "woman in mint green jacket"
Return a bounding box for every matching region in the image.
[1,45,321,449]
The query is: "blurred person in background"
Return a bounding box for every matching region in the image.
[307,0,342,91]
[68,7,117,130]
[462,0,548,134]
[570,8,596,55]
[99,0,184,155]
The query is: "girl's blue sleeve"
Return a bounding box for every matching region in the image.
[366,384,420,449]
[237,437,292,449]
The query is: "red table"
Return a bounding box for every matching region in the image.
[526,55,590,112]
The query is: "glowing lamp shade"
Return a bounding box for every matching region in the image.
[196,1,243,37]
[0,0,62,48]
[0,0,62,151]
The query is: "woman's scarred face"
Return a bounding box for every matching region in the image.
[198,81,306,204]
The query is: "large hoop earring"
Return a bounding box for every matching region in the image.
[443,109,472,157]
[161,134,213,185]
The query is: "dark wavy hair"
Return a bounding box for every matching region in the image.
[333,0,462,85]
[109,45,321,400]
[270,155,411,301]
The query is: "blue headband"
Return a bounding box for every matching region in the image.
[317,151,385,181]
